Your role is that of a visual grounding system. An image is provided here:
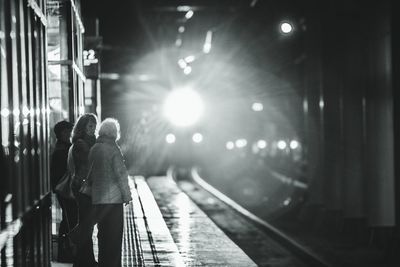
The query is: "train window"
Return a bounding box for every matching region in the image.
[18,0,31,210]
[0,0,10,150]
[47,0,74,150]
[9,0,25,216]
[48,64,71,129]
[47,0,86,122]
[0,0,11,230]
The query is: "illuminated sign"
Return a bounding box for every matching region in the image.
[83,49,98,66]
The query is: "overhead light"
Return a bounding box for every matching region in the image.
[185,10,194,19]
[203,43,211,54]
[252,102,263,111]
[183,66,192,75]
[175,38,182,47]
[138,74,151,82]
[177,6,191,12]
[178,26,185,33]
[100,73,120,80]
[178,59,187,68]
[184,55,195,63]
[250,0,258,7]
[203,31,212,54]
[280,21,293,34]
[319,98,324,109]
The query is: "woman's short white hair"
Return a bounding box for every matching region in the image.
[98,118,120,141]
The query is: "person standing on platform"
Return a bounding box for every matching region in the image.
[50,120,76,262]
[70,113,98,267]
[89,118,132,267]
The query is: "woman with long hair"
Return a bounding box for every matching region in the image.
[69,113,98,267]
[89,118,132,267]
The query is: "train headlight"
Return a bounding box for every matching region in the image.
[163,88,204,127]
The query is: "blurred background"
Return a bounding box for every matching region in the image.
[1,0,398,266]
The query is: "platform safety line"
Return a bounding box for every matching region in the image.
[130,176,145,266]
[190,168,332,267]
[125,199,145,267]
[123,203,134,266]
[133,178,161,266]
[123,176,145,267]
[130,198,145,266]
[123,194,133,266]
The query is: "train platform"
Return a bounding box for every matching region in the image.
[55,169,399,267]
[46,169,400,267]
[51,175,258,266]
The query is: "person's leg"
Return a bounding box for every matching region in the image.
[63,198,78,229]
[57,195,73,262]
[97,204,123,267]
[73,193,96,267]
[57,195,67,233]
[94,205,107,267]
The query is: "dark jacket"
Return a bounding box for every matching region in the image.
[88,136,132,204]
[70,135,95,191]
[50,140,71,191]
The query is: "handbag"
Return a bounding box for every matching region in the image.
[79,162,94,197]
[67,223,82,246]
[54,172,74,199]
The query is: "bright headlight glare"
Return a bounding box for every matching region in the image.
[163,88,204,127]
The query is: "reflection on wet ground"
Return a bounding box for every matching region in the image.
[51,175,258,266]
[145,176,258,267]
[168,179,307,267]
[196,165,400,267]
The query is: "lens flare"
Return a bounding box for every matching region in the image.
[163,88,204,127]
[280,22,293,34]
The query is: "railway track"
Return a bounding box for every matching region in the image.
[170,169,331,267]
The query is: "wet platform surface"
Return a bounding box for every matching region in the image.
[52,174,311,266]
[145,176,259,267]
[53,175,258,266]
[51,173,400,267]
[132,176,257,267]
[126,176,185,266]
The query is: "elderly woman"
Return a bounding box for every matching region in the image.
[88,118,132,267]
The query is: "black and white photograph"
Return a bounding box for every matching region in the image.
[0,0,399,266]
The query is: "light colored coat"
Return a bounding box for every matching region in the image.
[88,136,132,204]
